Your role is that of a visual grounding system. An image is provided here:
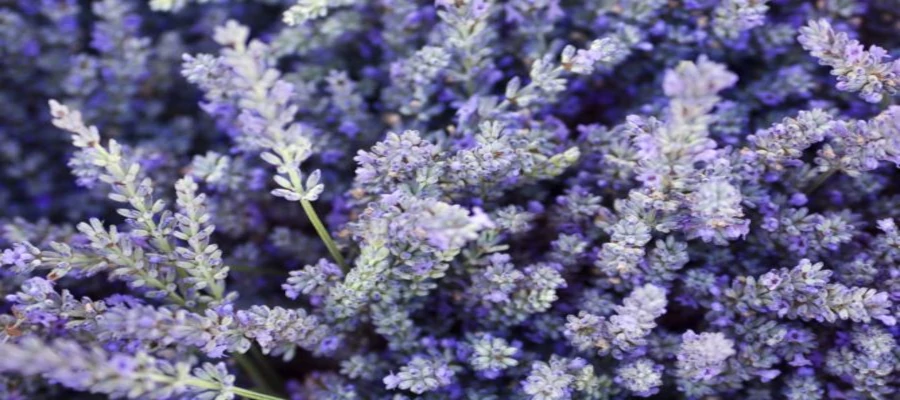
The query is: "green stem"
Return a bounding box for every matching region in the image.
[232,387,287,400]
[182,377,285,400]
[805,168,837,194]
[234,353,277,396]
[100,245,187,306]
[249,346,283,392]
[300,198,347,272]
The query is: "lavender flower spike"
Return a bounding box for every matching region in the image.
[0,338,282,400]
[799,19,900,103]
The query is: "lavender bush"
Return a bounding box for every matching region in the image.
[1,0,899,399]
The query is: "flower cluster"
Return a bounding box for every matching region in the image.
[799,19,900,103]
[1,1,899,399]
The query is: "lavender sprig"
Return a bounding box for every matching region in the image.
[0,338,284,400]
[182,20,347,271]
[799,19,900,103]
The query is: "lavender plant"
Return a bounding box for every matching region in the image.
[1,0,899,399]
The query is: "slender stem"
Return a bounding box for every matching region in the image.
[234,353,277,396]
[99,245,187,306]
[182,377,285,400]
[166,291,187,306]
[300,198,347,272]
[232,387,287,400]
[805,168,837,194]
[249,346,283,392]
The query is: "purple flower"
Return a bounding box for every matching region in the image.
[676,330,735,381]
[1,244,36,273]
